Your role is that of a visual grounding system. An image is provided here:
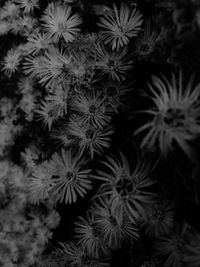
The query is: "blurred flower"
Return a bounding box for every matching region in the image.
[1,1,20,19]
[28,161,56,204]
[50,149,92,204]
[134,72,200,158]
[97,3,143,50]
[41,2,82,43]
[26,30,51,55]
[1,48,21,77]
[14,0,40,13]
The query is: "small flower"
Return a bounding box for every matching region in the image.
[134,72,200,158]
[141,198,175,237]
[74,214,108,258]
[50,149,92,204]
[68,116,114,159]
[134,20,160,61]
[93,153,155,221]
[2,1,20,18]
[41,2,82,43]
[97,3,143,50]
[71,90,112,128]
[23,55,46,78]
[1,48,21,77]
[35,100,60,131]
[95,42,134,81]
[14,0,40,13]
[91,198,139,250]
[26,29,51,55]
[27,161,56,204]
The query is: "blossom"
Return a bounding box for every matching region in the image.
[91,198,139,250]
[41,2,82,43]
[97,3,143,50]
[50,149,92,204]
[134,72,200,158]
[1,48,21,77]
[26,29,51,55]
[27,161,56,204]
[68,116,114,159]
[14,0,40,13]
[95,43,134,81]
[70,90,112,128]
[92,153,155,220]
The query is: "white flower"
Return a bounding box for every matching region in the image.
[14,0,40,13]
[41,2,82,43]
[2,48,21,77]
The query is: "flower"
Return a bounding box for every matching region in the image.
[134,72,200,158]
[1,48,21,77]
[92,153,155,221]
[95,42,134,81]
[14,0,40,13]
[91,197,139,250]
[41,2,82,43]
[50,149,92,204]
[134,19,160,61]
[70,90,112,128]
[26,29,51,55]
[74,214,108,258]
[27,161,56,204]
[68,116,114,159]
[97,3,143,50]
[141,198,175,237]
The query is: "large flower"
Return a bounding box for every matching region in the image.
[134,72,200,158]
[41,2,82,43]
[97,3,143,50]
[50,149,92,204]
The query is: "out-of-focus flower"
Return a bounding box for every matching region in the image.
[134,20,160,61]
[14,0,40,13]
[50,149,92,204]
[93,153,155,221]
[134,72,200,158]
[41,2,82,43]
[95,43,134,81]
[1,1,20,19]
[26,30,51,55]
[1,48,21,77]
[97,3,143,50]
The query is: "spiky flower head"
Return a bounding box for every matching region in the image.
[41,2,82,43]
[49,149,92,204]
[14,0,40,13]
[97,3,143,50]
[134,71,200,158]
[1,48,21,77]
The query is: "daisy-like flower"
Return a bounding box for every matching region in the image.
[141,198,175,238]
[15,15,38,36]
[91,197,139,250]
[50,149,92,204]
[35,100,60,131]
[71,90,112,128]
[50,123,74,148]
[23,55,46,78]
[14,0,40,13]
[27,161,56,204]
[93,153,155,221]
[41,2,82,44]
[97,3,143,50]
[74,214,108,258]
[26,29,51,55]
[1,48,21,77]
[18,77,34,94]
[134,20,160,61]
[1,1,20,19]
[134,72,200,158]
[95,43,134,81]
[68,116,114,159]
